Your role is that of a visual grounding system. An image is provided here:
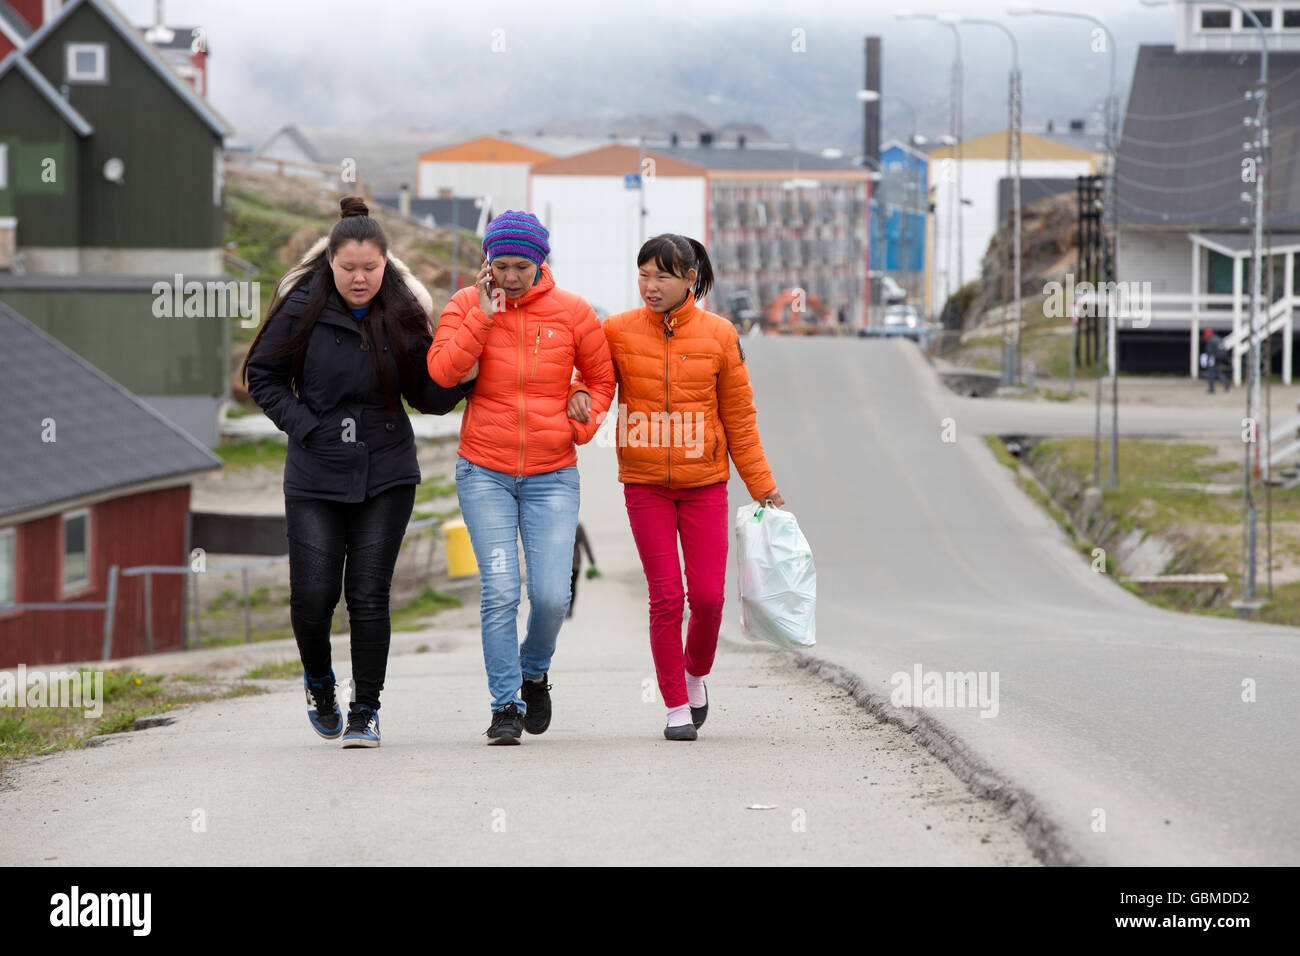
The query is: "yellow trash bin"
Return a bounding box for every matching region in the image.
[442,517,478,578]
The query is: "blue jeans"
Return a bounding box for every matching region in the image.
[455,456,580,714]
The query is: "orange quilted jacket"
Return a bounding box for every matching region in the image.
[601,293,776,501]
[428,264,615,476]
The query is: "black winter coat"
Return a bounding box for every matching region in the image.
[246,278,473,503]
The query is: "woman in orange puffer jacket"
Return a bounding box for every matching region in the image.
[428,211,615,744]
[570,234,783,741]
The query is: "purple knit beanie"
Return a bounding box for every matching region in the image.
[482,210,550,266]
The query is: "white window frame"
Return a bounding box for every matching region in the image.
[0,143,8,189]
[61,508,91,596]
[65,43,107,84]
[0,527,15,608]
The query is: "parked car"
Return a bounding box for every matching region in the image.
[858,304,933,343]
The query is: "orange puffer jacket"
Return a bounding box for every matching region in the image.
[428,264,615,476]
[601,292,776,501]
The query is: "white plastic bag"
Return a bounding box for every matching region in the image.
[734,502,816,649]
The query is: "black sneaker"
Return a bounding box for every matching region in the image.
[304,670,342,739]
[691,683,708,729]
[341,705,380,748]
[664,723,698,741]
[486,703,523,745]
[520,673,553,734]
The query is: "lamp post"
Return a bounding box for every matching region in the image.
[896,10,963,321]
[1141,0,1269,610]
[945,15,1023,386]
[1009,5,1119,486]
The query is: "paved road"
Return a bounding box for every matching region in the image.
[730,336,1300,864]
[0,424,1037,866]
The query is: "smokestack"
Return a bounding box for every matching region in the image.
[399,183,411,218]
[864,36,881,168]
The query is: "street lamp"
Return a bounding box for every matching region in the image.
[943,14,1023,388]
[1009,4,1119,488]
[896,10,963,317]
[1140,0,1270,610]
[857,89,921,147]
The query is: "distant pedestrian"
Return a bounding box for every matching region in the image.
[428,211,616,745]
[569,234,783,741]
[243,197,477,748]
[567,522,598,619]
[1202,328,1230,393]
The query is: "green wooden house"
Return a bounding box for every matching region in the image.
[0,0,232,446]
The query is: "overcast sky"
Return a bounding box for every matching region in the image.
[114,0,1176,147]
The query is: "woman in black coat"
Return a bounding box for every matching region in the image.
[242,196,476,748]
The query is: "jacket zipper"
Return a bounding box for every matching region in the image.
[530,325,541,379]
[517,301,526,476]
[663,313,673,487]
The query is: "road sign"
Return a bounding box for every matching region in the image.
[624,173,641,190]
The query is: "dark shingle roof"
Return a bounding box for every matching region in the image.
[0,302,222,520]
[1118,44,1300,228]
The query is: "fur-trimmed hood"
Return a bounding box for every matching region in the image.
[269,235,434,321]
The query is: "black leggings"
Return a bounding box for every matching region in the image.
[285,484,415,710]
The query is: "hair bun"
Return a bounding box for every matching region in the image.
[339,196,369,219]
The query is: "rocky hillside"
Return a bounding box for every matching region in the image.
[223,166,481,402]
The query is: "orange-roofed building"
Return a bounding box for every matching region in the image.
[530,145,709,314]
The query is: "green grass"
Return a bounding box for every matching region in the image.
[243,659,303,681]
[391,586,463,632]
[414,476,458,503]
[214,437,287,469]
[983,434,1019,470]
[0,670,267,769]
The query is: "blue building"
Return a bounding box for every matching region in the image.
[869,139,927,300]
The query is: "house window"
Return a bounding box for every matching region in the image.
[62,509,90,594]
[0,527,14,608]
[1200,9,1232,28]
[66,43,107,83]
[1284,9,1300,28]
[1248,8,1273,27]
[0,143,7,189]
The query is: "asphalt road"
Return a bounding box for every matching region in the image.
[729,336,1300,865]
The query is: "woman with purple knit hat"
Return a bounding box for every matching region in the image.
[428,211,616,744]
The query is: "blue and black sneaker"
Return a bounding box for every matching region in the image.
[304,670,342,739]
[341,705,380,748]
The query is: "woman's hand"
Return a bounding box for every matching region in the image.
[567,390,592,423]
[476,258,497,318]
[459,360,479,385]
[760,489,786,508]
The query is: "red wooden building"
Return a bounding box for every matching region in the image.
[0,302,221,667]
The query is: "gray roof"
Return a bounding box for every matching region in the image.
[1118,44,1300,228]
[642,145,863,173]
[23,0,229,138]
[0,0,33,40]
[0,53,94,136]
[258,124,323,163]
[375,196,486,232]
[1194,231,1300,254]
[0,301,222,520]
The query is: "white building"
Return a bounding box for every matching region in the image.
[926,130,1098,314]
[530,145,708,314]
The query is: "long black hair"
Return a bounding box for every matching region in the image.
[240,197,427,418]
[637,233,715,302]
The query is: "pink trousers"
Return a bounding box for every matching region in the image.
[624,481,729,709]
